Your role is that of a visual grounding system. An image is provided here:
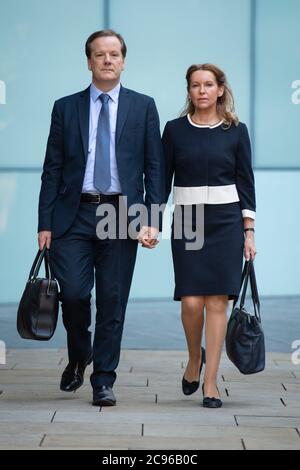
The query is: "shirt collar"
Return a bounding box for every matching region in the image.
[90,82,121,104]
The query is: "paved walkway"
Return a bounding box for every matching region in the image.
[0,349,300,450]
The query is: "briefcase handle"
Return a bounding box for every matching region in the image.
[234,259,261,322]
[28,246,55,281]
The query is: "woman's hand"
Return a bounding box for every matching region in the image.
[244,235,257,261]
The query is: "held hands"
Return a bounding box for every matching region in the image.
[137,226,159,249]
[38,231,52,250]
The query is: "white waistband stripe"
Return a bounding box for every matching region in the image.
[173,184,240,205]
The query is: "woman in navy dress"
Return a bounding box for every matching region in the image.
[162,64,257,408]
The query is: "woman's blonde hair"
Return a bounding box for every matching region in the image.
[180,63,239,128]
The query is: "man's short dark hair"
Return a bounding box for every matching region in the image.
[85,30,127,58]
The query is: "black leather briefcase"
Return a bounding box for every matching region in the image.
[17,247,59,340]
[226,259,265,374]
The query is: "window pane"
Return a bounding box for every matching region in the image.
[0,0,104,168]
[255,0,300,167]
[109,0,251,128]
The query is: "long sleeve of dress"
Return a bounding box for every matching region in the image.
[235,123,256,219]
[162,121,175,204]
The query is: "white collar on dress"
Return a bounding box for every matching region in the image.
[187,114,223,129]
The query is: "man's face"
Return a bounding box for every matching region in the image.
[88,36,125,83]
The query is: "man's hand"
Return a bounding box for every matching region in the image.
[137,226,159,249]
[38,231,52,250]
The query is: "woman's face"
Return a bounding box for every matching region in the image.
[189,70,224,112]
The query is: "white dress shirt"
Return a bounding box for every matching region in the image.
[82,82,122,194]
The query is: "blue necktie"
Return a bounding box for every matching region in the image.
[94,93,111,193]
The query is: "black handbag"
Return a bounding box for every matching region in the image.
[225,259,265,374]
[17,246,59,340]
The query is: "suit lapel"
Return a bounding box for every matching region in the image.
[116,86,131,145]
[78,86,90,162]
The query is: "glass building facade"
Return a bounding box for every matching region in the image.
[0,0,299,302]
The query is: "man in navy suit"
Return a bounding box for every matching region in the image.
[38,30,164,406]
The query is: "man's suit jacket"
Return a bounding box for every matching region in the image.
[38,85,165,238]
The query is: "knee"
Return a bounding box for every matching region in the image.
[60,289,91,306]
[60,293,91,327]
[57,274,93,305]
[205,295,228,313]
[182,296,205,313]
[95,286,122,307]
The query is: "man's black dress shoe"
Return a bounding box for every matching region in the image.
[92,385,116,406]
[182,347,206,395]
[202,383,223,408]
[60,355,93,392]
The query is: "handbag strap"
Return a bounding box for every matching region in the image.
[249,260,261,321]
[233,259,261,322]
[232,260,249,309]
[239,260,251,308]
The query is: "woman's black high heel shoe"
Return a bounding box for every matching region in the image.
[202,383,223,408]
[182,347,206,395]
